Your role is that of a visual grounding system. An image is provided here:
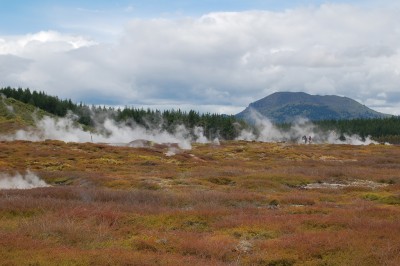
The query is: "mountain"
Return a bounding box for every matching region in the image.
[236,92,390,123]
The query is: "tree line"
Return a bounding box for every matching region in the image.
[0,87,247,140]
[314,118,400,144]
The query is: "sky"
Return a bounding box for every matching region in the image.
[0,0,400,115]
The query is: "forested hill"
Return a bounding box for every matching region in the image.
[0,87,246,140]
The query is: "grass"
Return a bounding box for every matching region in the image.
[363,192,400,205]
[0,97,52,134]
[0,140,400,265]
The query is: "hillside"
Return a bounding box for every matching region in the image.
[237,92,390,123]
[0,96,52,134]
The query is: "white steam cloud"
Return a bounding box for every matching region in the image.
[0,107,376,147]
[193,126,209,144]
[0,115,214,149]
[0,171,50,190]
[236,109,377,145]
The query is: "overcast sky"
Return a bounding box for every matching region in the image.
[0,1,399,115]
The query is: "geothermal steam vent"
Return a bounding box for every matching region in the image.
[0,171,50,189]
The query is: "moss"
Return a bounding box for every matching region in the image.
[0,209,41,219]
[363,193,381,201]
[269,199,280,207]
[269,259,296,266]
[207,177,235,185]
[227,227,278,240]
[51,177,74,186]
[363,193,400,205]
[380,195,400,205]
[104,179,133,189]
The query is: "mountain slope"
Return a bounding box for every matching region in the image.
[0,96,52,134]
[236,92,390,123]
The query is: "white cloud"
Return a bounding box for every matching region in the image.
[1,4,400,114]
[0,31,97,56]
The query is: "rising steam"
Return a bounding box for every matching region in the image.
[0,171,50,190]
[236,109,377,145]
[1,115,211,149]
[0,106,377,147]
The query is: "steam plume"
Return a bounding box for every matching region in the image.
[236,109,377,145]
[1,115,205,149]
[0,171,50,190]
[0,106,377,147]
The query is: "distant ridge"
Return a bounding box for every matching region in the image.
[236,92,390,123]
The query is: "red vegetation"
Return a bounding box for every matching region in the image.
[0,140,399,265]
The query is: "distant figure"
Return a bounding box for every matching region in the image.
[308,136,312,144]
[302,135,307,144]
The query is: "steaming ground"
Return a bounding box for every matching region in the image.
[0,171,49,190]
[1,116,197,149]
[0,110,377,147]
[236,109,378,145]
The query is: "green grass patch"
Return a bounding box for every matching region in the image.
[0,209,41,219]
[363,193,400,205]
[51,177,74,186]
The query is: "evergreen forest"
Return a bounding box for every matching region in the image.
[0,87,246,140]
